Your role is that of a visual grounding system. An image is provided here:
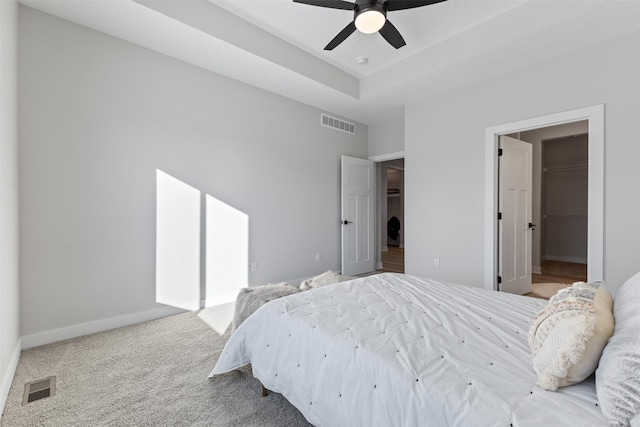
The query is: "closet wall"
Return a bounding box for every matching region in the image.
[543,134,588,263]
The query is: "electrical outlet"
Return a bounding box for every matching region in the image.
[315,253,321,262]
[250,261,257,272]
[433,258,440,268]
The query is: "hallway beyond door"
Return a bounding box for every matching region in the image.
[381,246,404,273]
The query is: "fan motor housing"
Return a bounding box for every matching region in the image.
[355,0,387,18]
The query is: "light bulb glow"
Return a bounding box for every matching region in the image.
[355,10,385,34]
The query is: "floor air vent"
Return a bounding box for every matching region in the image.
[23,377,56,405]
[321,113,355,135]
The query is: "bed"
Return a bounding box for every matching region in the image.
[210,273,636,426]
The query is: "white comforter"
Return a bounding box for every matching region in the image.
[210,273,607,426]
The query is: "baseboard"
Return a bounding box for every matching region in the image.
[0,338,22,415]
[545,255,587,264]
[532,265,542,274]
[381,246,388,252]
[376,262,383,270]
[21,306,185,350]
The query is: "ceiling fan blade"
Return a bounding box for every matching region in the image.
[293,0,355,10]
[385,0,448,12]
[378,20,406,49]
[324,21,357,50]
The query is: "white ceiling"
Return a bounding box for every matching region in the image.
[19,0,640,125]
[213,0,526,78]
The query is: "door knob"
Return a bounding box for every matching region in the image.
[341,220,353,225]
[528,222,536,230]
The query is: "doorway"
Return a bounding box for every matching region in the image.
[375,157,405,274]
[484,105,604,292]
[504,124,589,296]
[539,132,589,285]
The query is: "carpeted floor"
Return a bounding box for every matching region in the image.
[0,304,310,427]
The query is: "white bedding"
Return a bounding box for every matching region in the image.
[210,273,607,426]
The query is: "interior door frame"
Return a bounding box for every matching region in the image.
[484,105,604,291]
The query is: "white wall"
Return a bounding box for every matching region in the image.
[405,32,640,296]
[18,7,367,341]
[0,0,21,413]
[368,116,404,158]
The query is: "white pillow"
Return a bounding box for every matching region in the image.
[528,281,614,391]
[596,272,640,426]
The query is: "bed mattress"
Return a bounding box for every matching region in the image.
[211,273,607,426]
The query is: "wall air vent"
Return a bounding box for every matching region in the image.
[321,114,355,135]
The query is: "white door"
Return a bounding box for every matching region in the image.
[499,136,533,295]
[341,156,375,276]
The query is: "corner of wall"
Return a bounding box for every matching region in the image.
[0,339,21,416]
[0,0,21,416]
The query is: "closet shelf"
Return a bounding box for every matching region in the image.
[544,164,588,172]
[544,214,588,221]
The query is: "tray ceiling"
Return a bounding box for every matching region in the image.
[19,0,640,124]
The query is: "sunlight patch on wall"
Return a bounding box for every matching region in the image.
[156,170,249,315]
[155,170,201,310]
[206,195,249,307]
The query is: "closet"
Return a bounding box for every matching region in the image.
[542,134,588,264]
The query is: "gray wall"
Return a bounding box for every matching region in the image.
[405,32,640,296]
[368,116,404,158]
[0,0,20,411]
[18,7,367,339]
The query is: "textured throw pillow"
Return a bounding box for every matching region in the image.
[232,283,299,331]
[528,281,614,391]
[596,272,640,426]
[299,270,355,291]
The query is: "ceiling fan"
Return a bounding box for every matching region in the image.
[292,0,448,50]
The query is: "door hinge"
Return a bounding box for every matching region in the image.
[497,276,502,284]
[497,212,502,220]
[498,148,503,156]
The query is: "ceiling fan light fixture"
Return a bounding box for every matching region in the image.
[295,0,444,50]
[354,3,386,34]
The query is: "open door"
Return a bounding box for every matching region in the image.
[341,156,374,276]
[498,136,533,295]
